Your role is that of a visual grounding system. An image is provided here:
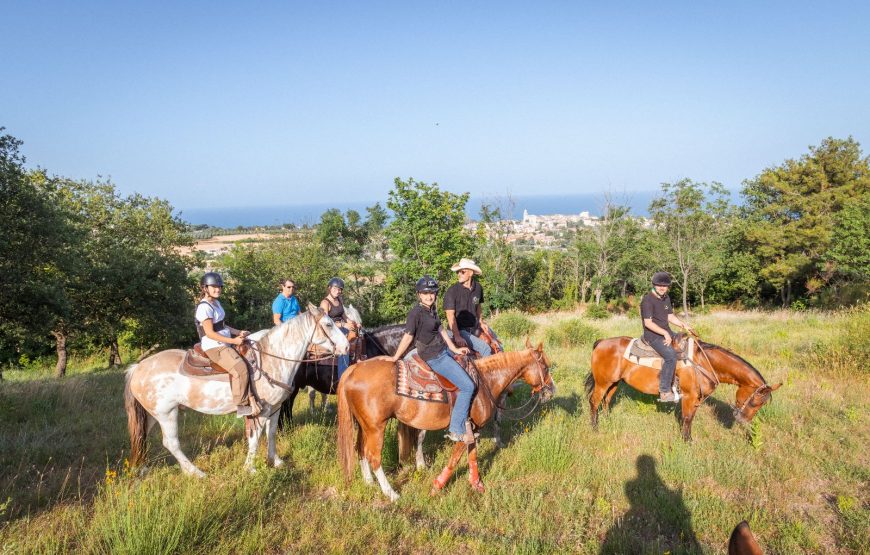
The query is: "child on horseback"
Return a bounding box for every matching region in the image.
[389,276,474,443]
[320,277,355,379]
[195,272,256,417]
[640,271,695,402]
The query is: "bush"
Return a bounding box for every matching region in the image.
[544,318,600,348]
[584,303,610,320]
[490,310,537,339]
[808,306,870,375]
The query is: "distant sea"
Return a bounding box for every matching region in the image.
[178,191,661,228]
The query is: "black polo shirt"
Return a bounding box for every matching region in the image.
[443,281,484,330]
[404,304,447,361]
[640,290,673,342]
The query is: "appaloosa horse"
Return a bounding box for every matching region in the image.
[337,340,555,500]
[125,307,348,476]
[587,335,781,441]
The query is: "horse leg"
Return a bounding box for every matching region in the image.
[415,430,427,470]
[244,416,265,473]
[155,408,205,478]
[364,425,399,501]
[680,396,700,442]
[431,442,466,495]
[356,427,374,485]
[320,392,327,412]
[494,391,507,448]
[278,387,298,431]
[467,442,485,493]
[265,410,284,468]
[602,383,619,411]
[308,386,316,414]
[589,382,612,429]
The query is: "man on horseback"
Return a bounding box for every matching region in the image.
[195,272,257,416]
[641,271,694,403]
[444,258,500,356]
[272,278,300,325]
[388,276,475,443]
[320,277,355,379]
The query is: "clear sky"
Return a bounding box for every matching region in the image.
[2,1,868,211]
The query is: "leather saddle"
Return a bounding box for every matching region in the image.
[406,354,461,393]
[179,343,251,378]
[624,334,693,371]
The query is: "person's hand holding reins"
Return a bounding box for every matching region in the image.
[452,346,470,356]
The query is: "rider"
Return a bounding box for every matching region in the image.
[444,258,499,356]
[640,271,694,403]
[195,272,255,417]
[319,277,356,379]
[272,278,301,325]
[389,276,475,443]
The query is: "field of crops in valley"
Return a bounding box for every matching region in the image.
[1,308,867,554]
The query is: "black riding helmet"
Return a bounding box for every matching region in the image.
[416,275,439,294]
[201,272,224,288]
[327,277,345,289]
[652,271,672,287]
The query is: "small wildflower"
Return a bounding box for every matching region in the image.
[105,468,118,484]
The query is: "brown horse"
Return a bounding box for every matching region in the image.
[337,341,556,500]
[587,336,781,441]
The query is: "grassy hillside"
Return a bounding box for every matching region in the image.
[1,309,867,554]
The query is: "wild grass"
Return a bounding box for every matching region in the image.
[490,310,537,339]
[1,309,867,553]
[543,318,600,348]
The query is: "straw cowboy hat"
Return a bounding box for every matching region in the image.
[450,258,482,275]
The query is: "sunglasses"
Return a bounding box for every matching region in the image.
[284,285,296,289]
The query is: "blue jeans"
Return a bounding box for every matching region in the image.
[336,328,350,380]
[459,328,500,356]
[426,349,476,435]
[647,335,677,392]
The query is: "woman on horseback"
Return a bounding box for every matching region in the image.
[641,271,694,403]
[320,277,355,379]
[195,272,256,416]
[388,276,474,443]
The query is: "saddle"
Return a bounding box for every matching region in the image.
[395,354,478,404]
[179,342,252,379]
[478,326,503,354]
[624,335,694,371]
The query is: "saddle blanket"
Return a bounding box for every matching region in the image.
[624,337,695,371]
[395,358,451,404]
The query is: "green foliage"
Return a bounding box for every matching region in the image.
[382,178,472,320]
[808,305,870,375]
[584,303,610,320]
[544,318,599,348]
[827,193,870,281]
[490,310,537,339]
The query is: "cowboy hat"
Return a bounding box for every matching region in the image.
[450,258,482,275]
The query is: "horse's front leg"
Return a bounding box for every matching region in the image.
[244,416,265,473]
[265,410,284,468]
[680,396,700,442]
[431,442,466,495]
[494,391,507,449]
[415,430,427,470]
[467,442,484,493]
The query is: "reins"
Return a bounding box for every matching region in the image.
[487,350,552,422]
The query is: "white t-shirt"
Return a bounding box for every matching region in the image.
[196,299,232,351]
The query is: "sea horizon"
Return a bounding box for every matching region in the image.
[177,191,664,228]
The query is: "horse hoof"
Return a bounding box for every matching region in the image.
[271,458,285,468]
[429,487,442,497]
[387,492,400,502]
[187,468,206,479]
[470,480,485,493]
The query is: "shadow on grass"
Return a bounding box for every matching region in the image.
[600,454,702,554]
[603,382,738,432]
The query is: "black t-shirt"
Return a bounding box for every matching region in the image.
[443,281,484,330]
[404,304,447,361]
[640,291,673,342]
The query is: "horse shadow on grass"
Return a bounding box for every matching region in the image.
[606,383,737,430]
[600,454,702,554]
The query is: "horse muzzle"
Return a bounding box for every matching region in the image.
[539,382,556,402]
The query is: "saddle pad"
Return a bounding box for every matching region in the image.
[624,337,695,370]
[396,359,450,404]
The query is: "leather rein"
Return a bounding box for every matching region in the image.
[489,350,554,421]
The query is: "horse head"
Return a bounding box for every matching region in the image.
[733,382,782,425]
[306,303,350,356]
[523,337,556,402]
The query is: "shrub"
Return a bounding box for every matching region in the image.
[808,305,870,375]
[544,318,599,348]
[490,310,537,339]
[584,303,610,320]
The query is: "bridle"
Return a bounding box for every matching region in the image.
[493,349,554,421]
[246,312,340,364]
[733,382,771,417]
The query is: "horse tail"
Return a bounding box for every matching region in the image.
[592,338,604,350]
[125,365,148,466]
[584,372,596,399]
[397,422,417,466]
[336,372,357,481]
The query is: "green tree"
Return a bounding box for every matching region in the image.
[827,194,870,282]
[741,137,870,305]
[382,178,472,320]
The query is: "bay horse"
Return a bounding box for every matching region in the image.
[587,336,781,441]
[337,340,556,501]
[125,307,349,476]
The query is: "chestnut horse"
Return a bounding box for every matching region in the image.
[125,307,348,476]
[587,336,781,441]
[337,341,556,501]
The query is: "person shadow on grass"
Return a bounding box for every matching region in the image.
[600,454,702,555]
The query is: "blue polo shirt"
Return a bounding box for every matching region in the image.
[272,293,300,322]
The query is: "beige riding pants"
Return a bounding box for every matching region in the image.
[205,345,250,407]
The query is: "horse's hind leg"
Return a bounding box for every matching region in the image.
[363,424,398,501]
[155,408,206,477]
[602,383,619,411]
[308,387,316,414]
[356,427,374,485]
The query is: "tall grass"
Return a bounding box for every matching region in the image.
[1,308,868,553]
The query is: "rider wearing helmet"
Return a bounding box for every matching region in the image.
[195,272,256,416]
[444,257,500,356]
[640,271,695,403]
[320,277,355,379]
[389,276,475,443]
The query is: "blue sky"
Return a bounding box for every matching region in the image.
[2,1,868,211]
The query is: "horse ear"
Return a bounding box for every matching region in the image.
[769,382,783,392]
[536,341,544,352]
[307,302,320,313]
[525,336,532,349]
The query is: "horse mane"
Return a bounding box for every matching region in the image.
[344,304,363,326]
[473,350,532,372]
[261,310,316,351]
[699,340,766,383]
